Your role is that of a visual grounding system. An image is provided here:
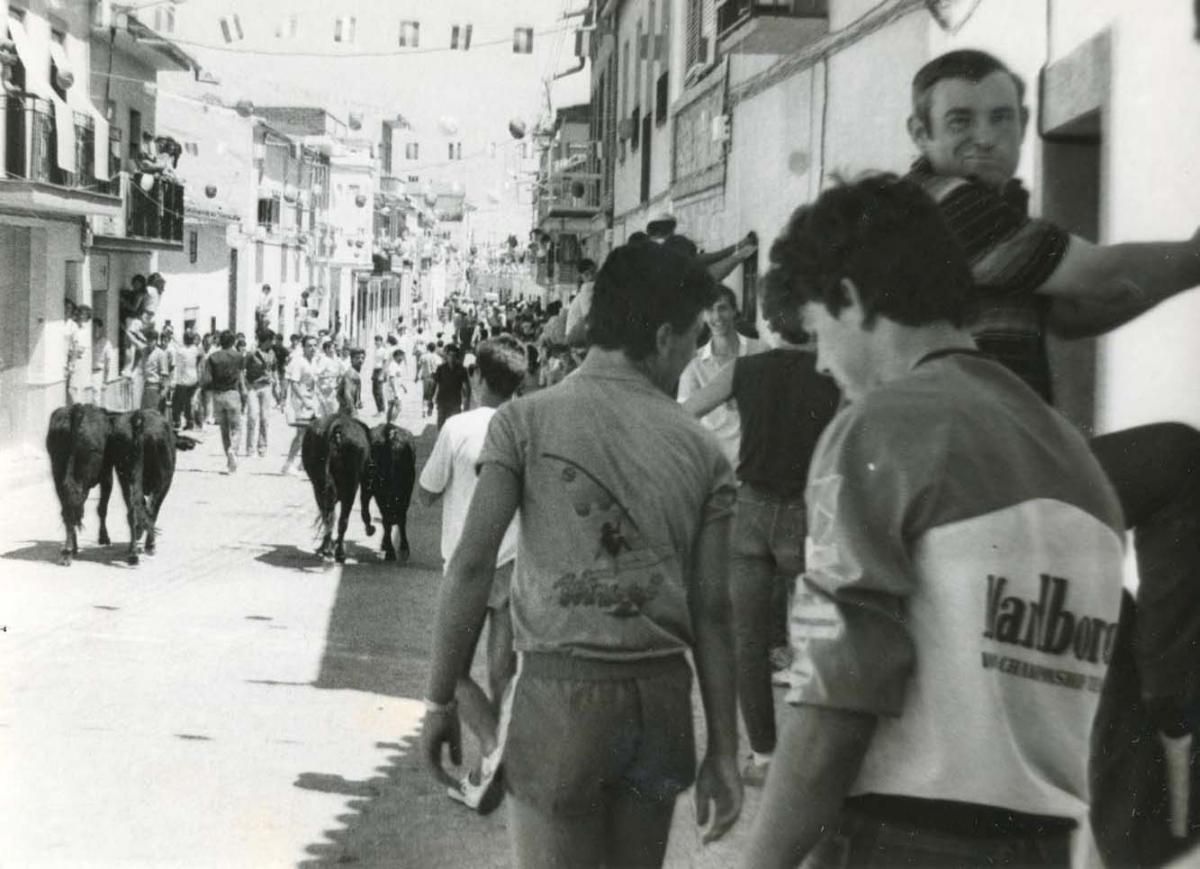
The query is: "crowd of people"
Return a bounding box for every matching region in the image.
[416,49,1200,869]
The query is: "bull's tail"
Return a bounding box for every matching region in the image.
[320,424,341,520]
[61,404,87,528]
[129,410,149,538]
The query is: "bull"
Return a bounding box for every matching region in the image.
[364,423,416,562]
[46,406,195,566]
[301,413,374,563]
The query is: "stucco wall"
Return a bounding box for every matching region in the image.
[157,224,237,335]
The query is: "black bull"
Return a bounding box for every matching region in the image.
[46,406,197,565]
[301,415,415,563]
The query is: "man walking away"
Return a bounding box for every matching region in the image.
[243,331,275,457]
[207,330,246,474]
[337,348,365,417]
[370,334,387,415]
[744,176,1125,869]
[418,334,528,812]
[422,243,742,867]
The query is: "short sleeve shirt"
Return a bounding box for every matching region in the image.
[788,350,1124,816]
[419,406,519,567]
[478,352,736,660]
[907,160,1071,402]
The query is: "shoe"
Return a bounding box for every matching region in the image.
[446,748,504,815]
[771,667,793,688]
[226,451,238,473]
[742,755,770,787]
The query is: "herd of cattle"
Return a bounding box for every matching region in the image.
[46,406,416,567]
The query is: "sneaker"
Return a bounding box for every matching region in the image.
[226,451,238,474]
[742,756,770,787]
[446,748,504,815]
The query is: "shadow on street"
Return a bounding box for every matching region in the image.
[293,424,511,867]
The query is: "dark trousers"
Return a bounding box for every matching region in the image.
[1090,423,1200,713]
[371,369,385,413]
[141,383,163,412]
[171,384,197,428]
[436,402,462,431]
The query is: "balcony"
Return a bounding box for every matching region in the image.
[0,94,121,219]
[715,0,828,54]
[91,171,186,250]
[537,139,603,222]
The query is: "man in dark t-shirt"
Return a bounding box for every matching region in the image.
[206,330,246,473]
[432,344,471,430]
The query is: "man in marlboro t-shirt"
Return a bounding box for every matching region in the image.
[743,176,1125,868]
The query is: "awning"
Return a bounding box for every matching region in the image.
[51,35,111,180]
[8,18,76,173]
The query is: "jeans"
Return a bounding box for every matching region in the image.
[171,383,197,428]
[731,484,807,755]
[807,807,1071,868]
[244,383,271,455]
[213,390,242,456]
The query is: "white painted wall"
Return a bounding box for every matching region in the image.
[157,224,234,335]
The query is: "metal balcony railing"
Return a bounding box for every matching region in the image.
[716,0,828,38]
[125,171,185,244]
[3,93,104,191]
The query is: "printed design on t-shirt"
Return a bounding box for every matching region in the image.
[541,452,669,618]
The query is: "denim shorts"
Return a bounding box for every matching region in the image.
[502,652,695,817]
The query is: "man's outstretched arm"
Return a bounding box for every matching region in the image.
[742,705,876,868]
[1042,230,1200,338]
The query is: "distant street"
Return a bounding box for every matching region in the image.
[0,397,766,867]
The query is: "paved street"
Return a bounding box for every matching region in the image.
[0,398,768,867]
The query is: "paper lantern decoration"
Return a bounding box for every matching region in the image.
[138,173,156,192]
[54,68,75,90]
[355,239,364,249]
[424,190,437,206]
[354,193,367,207]
[204,184,218,198]
[508,118,527,140]
[235,99,254,118]
[438,115,459,136]
[787,150,811,175]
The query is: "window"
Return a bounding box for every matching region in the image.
[405,142,419,160]
[154,3,176,34]
[399,20,419,47]
[219,14,243,43]
[257,196,280,227]
[183,307,198,333]
[407,174,419,183]
[334,16,356,44]
[513,27,533,54]
[448,142,462,160]
[188,230,198,263]
[656,72,669,126]
[294,246,301,279]
[450,23,472,51]
[275,15,297,39]
[280,244,288,282]
[254,241,264,283]
[128,108,142,160]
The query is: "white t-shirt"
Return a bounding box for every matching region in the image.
[419,406,518,569]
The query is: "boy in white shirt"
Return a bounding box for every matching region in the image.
[418,334,528,812]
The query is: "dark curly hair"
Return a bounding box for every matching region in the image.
[762,174,976,331]
[590,242,718,360]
